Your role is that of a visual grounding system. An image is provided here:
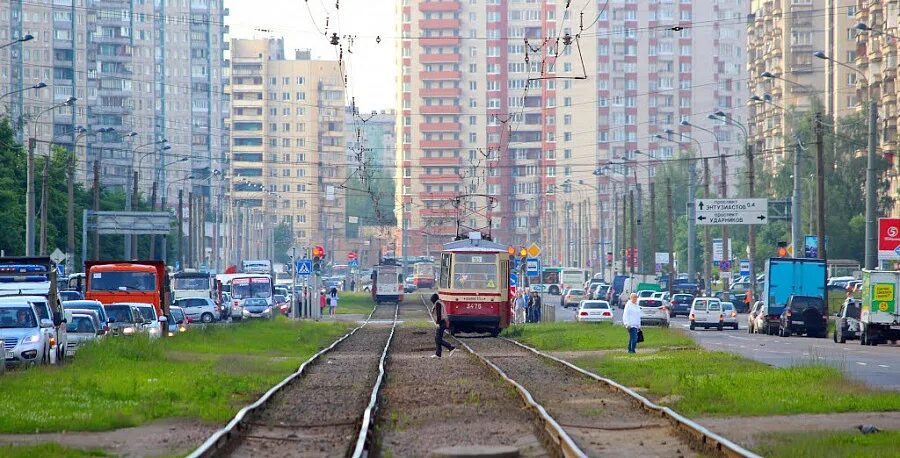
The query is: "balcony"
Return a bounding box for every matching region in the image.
[419,70,462,80]
[419,155,462,166]
[419,19,461,29]
[419,87,461,97]
[419,191,458,199]
[421,208,457,217]
[420,53,461,63]
[420,105,461,114]
[420,174,461,183]
[419,1,461,12]
[420,139,461,149]
[420,122,462,132]
[420,36,461,47]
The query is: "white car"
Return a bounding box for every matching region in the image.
[575,300,614,322]
[122,303,164,339]
[1,302,54,368]
[637,297,670,327]
[0,296,68,365]
[721,301,739,330]
[174,297,220,323]
[689,297,724,331]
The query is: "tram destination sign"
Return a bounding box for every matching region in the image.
[695,198,768,225]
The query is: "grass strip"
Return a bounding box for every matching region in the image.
[335,291,377,315]
[754,430,900,458]
[0,443,109,457]
[502,322,696,350]
[0,318,348,433]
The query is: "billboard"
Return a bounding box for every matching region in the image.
[878,218,900,261]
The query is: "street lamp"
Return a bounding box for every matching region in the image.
[814,50,877,269]
[656,130,702,283]
[0,34,33,50]
[0,81,46,104]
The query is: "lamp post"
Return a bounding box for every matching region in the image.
[26,96,76,256]
[0,81,46,104]
[656,130,701,282]
[814,50,876,268]
[0,34,33,50]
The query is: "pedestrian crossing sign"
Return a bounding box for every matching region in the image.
[296,259,313,276]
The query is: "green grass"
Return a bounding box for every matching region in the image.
[754,430,900,458]
[0,318,349,433]
[502,322,695,351]
[0,443,110,458]
[572,348,900,417]
[335,292,377,315]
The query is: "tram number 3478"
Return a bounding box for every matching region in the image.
[463,303,484,310]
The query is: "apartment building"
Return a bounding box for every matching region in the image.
[747,0,859,169]
[0,0,227,204]
[226,38,346,263]
[398,0,748,268]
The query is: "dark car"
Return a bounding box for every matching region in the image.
[669,294,694,317]
[715,291,745,312]
[672,283,700,296]
[59,290,83,302]
[833,298,862,343]
[779,295,828,338]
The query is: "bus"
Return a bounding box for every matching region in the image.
[561,268,590,291]
[229,274,274,320]
[172,271,214,301]
[533,267,590,295]
[537,267,563,295]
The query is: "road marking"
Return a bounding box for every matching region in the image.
[878,364,889,368]
[856,362,868,366]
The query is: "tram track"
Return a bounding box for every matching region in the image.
[187,302,398,458]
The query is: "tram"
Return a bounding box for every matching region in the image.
[437,233,512,336]
[371,262,404,304]
[412,262,437,289]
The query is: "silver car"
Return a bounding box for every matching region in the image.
[637,297,670,327]
[721,302,739,330]
[1,303,53,368]
[0,296,67,365]
[129,304,163,339]
[175,297,220,323]
[65,312,103,356]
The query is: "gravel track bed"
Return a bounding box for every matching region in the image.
[375,309,550,457]
[227,304,396,458]
[463,337,697,458]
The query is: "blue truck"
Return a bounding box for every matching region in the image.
[761,257,827,336]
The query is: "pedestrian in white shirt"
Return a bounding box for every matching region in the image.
[622,292,642,353]
[513,291,527,324]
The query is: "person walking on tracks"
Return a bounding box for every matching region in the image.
[430,293,456,358]
[622,292,642,353]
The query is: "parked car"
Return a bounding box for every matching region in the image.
[174,297,220,323]
[575,300,614,322]
[669,294,694,317]
[63,300,111,334]
[0,302,53,367]
[590,283,610,300]
[103,303,145,336]
[833,298,862,343]
[65,312,103,357]
[0,296,68,365]
[721,302,739,330]
[689,297,724,331]
[58,290,83,302]
[748,301,765,334]
[779,295,828,338]
[168,306,188,336]
[563,288,586,308]
[637,297,670,327]
[242,297,273,319]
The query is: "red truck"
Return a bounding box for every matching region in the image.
[84,261,171,319]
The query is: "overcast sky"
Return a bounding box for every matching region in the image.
[225,0,397,111]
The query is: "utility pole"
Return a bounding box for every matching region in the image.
[598,200,605,279]
[178,190,184,270]
[131,171,138,259]
[635,183,643,273]
[629,189,635,276]
[39,156,49,255]
[620,193,627,275]
[565,202,572,266]
[649,181,656,275]
[747,143,758,301]
[92,160,100,260]
[149,181,158,260]
[67,150,75,272]
[865,99,877,269]
[703,158,711,293]
[719,154,729,289]
[188,191,194,269]
[815,112,827,260]
[26,138,35,256]
[612,185,618,276]
[687,160,697,280]
[667,178,674,297]
[792,141,803,259]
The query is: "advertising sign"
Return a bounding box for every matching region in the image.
[878,218,900,261]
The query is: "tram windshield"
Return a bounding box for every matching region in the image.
[452,253,499,290]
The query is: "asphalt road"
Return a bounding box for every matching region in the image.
[547,295,900,391]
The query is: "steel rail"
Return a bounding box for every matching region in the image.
[187,303,390,458]
[418,294,587,458]
[502,337,762,458]
[351,301,400,457]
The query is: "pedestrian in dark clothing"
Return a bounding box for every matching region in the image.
[430,293,455,358]
[529,290,542,323]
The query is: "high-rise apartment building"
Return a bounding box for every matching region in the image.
[346,108,397,177]
[398,0,748,269]
[225,38,346,263]
[0,0,227,203]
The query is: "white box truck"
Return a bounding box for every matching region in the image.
[860,270,900,346]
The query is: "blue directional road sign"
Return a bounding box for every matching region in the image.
[739,259,751,277]
[513,256,521,271]
[56,264,65,277]
[525,257,541,277]
[348,259,359,268]
[509,273,518,288]
[296,259,313,276]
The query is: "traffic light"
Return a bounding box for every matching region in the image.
[519,248,527,271]
[777,241,788,258]
[606,252,613,267]
[312,245,325,273]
